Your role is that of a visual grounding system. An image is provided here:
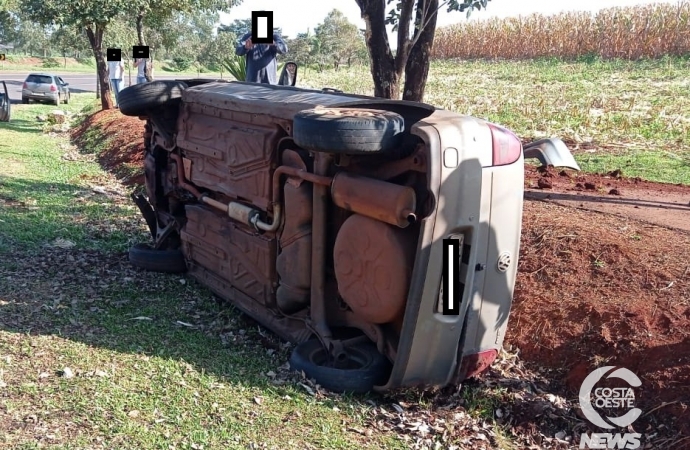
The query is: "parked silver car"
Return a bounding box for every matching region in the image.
[21,73,70,105]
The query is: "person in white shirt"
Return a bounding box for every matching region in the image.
[107,59,125,108]
[133,58,148,84]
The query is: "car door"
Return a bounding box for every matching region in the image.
[57,76,69,96]
[0,80,9,122]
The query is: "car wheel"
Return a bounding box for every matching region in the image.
[22,97,28,104]
[289,339,391,394]
[64,92,69,104]
[118,80,188,117]
[128,243,187,273]
[292,108,404,155]
[54,94,60,106]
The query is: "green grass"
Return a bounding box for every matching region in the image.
[0,93,409,449]
[0,95,144,253]
[300,57,690,185]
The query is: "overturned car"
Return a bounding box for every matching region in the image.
[117,72,579,393]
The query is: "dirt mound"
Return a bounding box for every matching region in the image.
[509,199,690,434]
[71,109,146,186]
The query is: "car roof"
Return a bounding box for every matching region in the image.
[26,73,58,78]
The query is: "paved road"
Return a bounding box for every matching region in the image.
[0,71,201,103]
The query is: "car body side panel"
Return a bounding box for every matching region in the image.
[180,81,437,122]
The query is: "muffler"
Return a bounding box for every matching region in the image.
[330,172,417,228]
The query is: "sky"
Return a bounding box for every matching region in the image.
[220,0,679,42]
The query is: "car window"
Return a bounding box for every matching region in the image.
[26,75,53,84]
[58,77,66,84]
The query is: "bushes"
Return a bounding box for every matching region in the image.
[170,57,192,71]
[41,58,61,68]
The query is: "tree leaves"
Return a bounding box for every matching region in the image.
[384,0,492,32]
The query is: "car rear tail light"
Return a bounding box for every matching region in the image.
[50,84,57,92]
[459,349,498,379]
[488,123,522,166]
[22,82,27,89]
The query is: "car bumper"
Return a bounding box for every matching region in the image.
[22,90,58,101]
[375,111,523,391]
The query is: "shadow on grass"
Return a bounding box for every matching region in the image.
[0,177,146,253]
[0,118,42,134]
[0,176,380,412]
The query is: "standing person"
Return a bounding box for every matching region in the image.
[107,58,125,108]
[235,29,288,84]
[133,57,148,84]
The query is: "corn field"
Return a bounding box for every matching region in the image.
[432,2,690,60]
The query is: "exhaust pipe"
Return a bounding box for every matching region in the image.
[331,172,417,228]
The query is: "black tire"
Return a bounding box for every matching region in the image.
[289,339,391,394]
[21,97,28,104]
[128,243,187,273]
[119,80,187,117]
[292,108,404,154]
[64,92,69,104]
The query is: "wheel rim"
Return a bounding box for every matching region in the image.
[307,345,372,370]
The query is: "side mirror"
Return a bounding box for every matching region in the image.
[278,61,298,87]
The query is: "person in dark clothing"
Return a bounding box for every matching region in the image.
[235,31,288,84]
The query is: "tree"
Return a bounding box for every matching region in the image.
[15,20,50,56]
[21,0,129,109]
[52,25,90,66]
[286,31,313,67]
[128,0,238,80]
[218,17,251,36]
[314,9,367,70]
[0,11,19,45]
[355,0,491,101]
[219,16,282,38]
[199,29,236,76]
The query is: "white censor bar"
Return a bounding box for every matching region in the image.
[257,16,268,40]
[441,238,462,315]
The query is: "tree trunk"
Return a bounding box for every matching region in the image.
[137,11,153,82]
[85,25,113,110]
[403,0,439,102]
[356,0,401,99]
[136,12,146,47]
